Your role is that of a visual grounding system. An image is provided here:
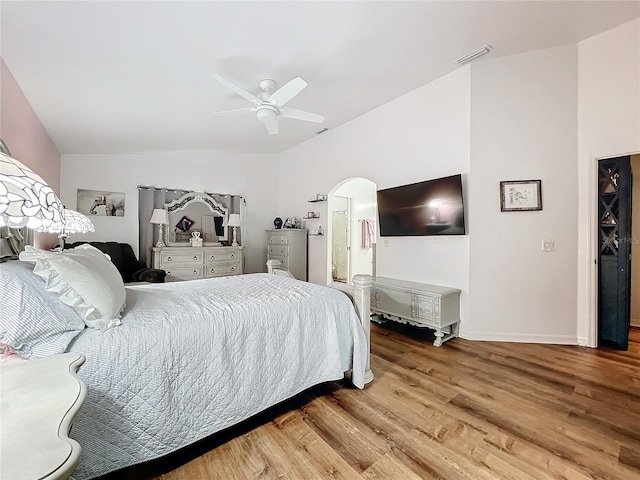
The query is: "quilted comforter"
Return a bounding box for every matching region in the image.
[67,273,367,479]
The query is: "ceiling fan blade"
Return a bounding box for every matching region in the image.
[212,74,260,105]
[264,118,279,135]
[211,107,254,116]
[279,107,325,124]
[267,77,307,107]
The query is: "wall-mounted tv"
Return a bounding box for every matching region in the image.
[377,174,465,237]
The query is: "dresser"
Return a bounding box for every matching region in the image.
[0,353,86,480]
[152,246,243,281]
[371,277,461,346]
[265,229,308,281]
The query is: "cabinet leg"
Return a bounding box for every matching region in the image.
[433,329,444,347]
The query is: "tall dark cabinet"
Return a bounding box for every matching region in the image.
[598,156,632,350]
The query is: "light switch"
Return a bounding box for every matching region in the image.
[542,240,555,252]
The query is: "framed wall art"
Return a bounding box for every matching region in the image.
[500,180,542,212]
[77,189,125,216]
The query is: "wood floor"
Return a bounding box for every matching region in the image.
[125,324,640,480]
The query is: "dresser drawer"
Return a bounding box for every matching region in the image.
[268,244,289,257]
[205,252,239,264]
[267,235,288,245]
[164,266,204,280]
[161,251,204,265]
[205,264,240,277]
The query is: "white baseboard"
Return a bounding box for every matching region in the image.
[460,331,578,345]
[631,318,640,328]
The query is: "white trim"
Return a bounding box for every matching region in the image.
[577,336,589,347]
[631,318,640,328]
[460,332,578,345]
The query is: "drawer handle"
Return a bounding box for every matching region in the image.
[210,255,216,260]
[167,256,172,262]
[166,271,172,276]
[210,268,216,273]
[193,255,198,261]
[193,269,198,275]
[230,254,235,259]
[230,266,235,271]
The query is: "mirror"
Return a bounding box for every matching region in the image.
[164,192,228,245]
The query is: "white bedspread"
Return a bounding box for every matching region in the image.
[67,273,367,479]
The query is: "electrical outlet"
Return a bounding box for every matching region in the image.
[542,239,555,252]
[383,238,390,247]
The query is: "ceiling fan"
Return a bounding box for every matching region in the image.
[212,74,325,135]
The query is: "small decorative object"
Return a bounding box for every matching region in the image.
[149,208,169,248]
[274,217,283,229]
[175,215,195,232]
[284,217,301,229]
[190,231,203,247]
[500,180,542,212]
[318,225,324,235]
[227,213,241,246]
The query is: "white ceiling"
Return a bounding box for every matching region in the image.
[2,1,639,155]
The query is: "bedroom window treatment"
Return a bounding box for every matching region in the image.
[137,186,244,267]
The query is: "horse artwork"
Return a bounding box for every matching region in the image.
[77,189,126,217]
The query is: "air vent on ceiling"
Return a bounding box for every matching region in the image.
[456,45,493,65]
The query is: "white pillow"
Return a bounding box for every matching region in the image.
[19,244,126,329]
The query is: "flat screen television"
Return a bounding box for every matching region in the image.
[377,174,465,236]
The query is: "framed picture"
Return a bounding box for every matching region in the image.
[500,180,542,212]
[77,189,125,216]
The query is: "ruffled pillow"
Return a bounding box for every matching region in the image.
[19,244,126,329]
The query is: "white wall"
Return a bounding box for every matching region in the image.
[279,68,471,329]
[469,44,579,343]
[577,18,640,346]
[60,152,279,273]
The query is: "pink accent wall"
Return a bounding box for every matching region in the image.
[1,58,61,248]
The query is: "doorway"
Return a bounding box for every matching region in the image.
[326,177,377,285]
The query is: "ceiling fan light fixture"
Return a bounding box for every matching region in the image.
[256,106,278,124]
[456,45,493,65]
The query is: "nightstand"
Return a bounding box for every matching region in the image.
[0,353,87,480]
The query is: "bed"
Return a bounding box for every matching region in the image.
[0,246,374,480]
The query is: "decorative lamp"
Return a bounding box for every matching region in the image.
[0,151,65,230]
[150,208,169,248]
[227,213,241,247]
[35,208,95,249]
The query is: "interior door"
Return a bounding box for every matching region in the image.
[598,156,632,350]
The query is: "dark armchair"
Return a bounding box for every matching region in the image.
[67,241,166,283]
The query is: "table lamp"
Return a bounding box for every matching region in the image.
[227,213,241,246]
[150,208,169,247]
[35,208,95,249]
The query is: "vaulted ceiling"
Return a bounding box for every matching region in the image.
[2,1,638,155]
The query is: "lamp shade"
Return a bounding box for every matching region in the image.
[0,151,65,229]
[227,213,241,227]
[61,209,95,234]
[149,208,168,225]
[35,208,95,235]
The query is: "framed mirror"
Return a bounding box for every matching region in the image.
[164,192,228,245]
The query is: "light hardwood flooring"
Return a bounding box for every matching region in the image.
[114,324,640,480]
